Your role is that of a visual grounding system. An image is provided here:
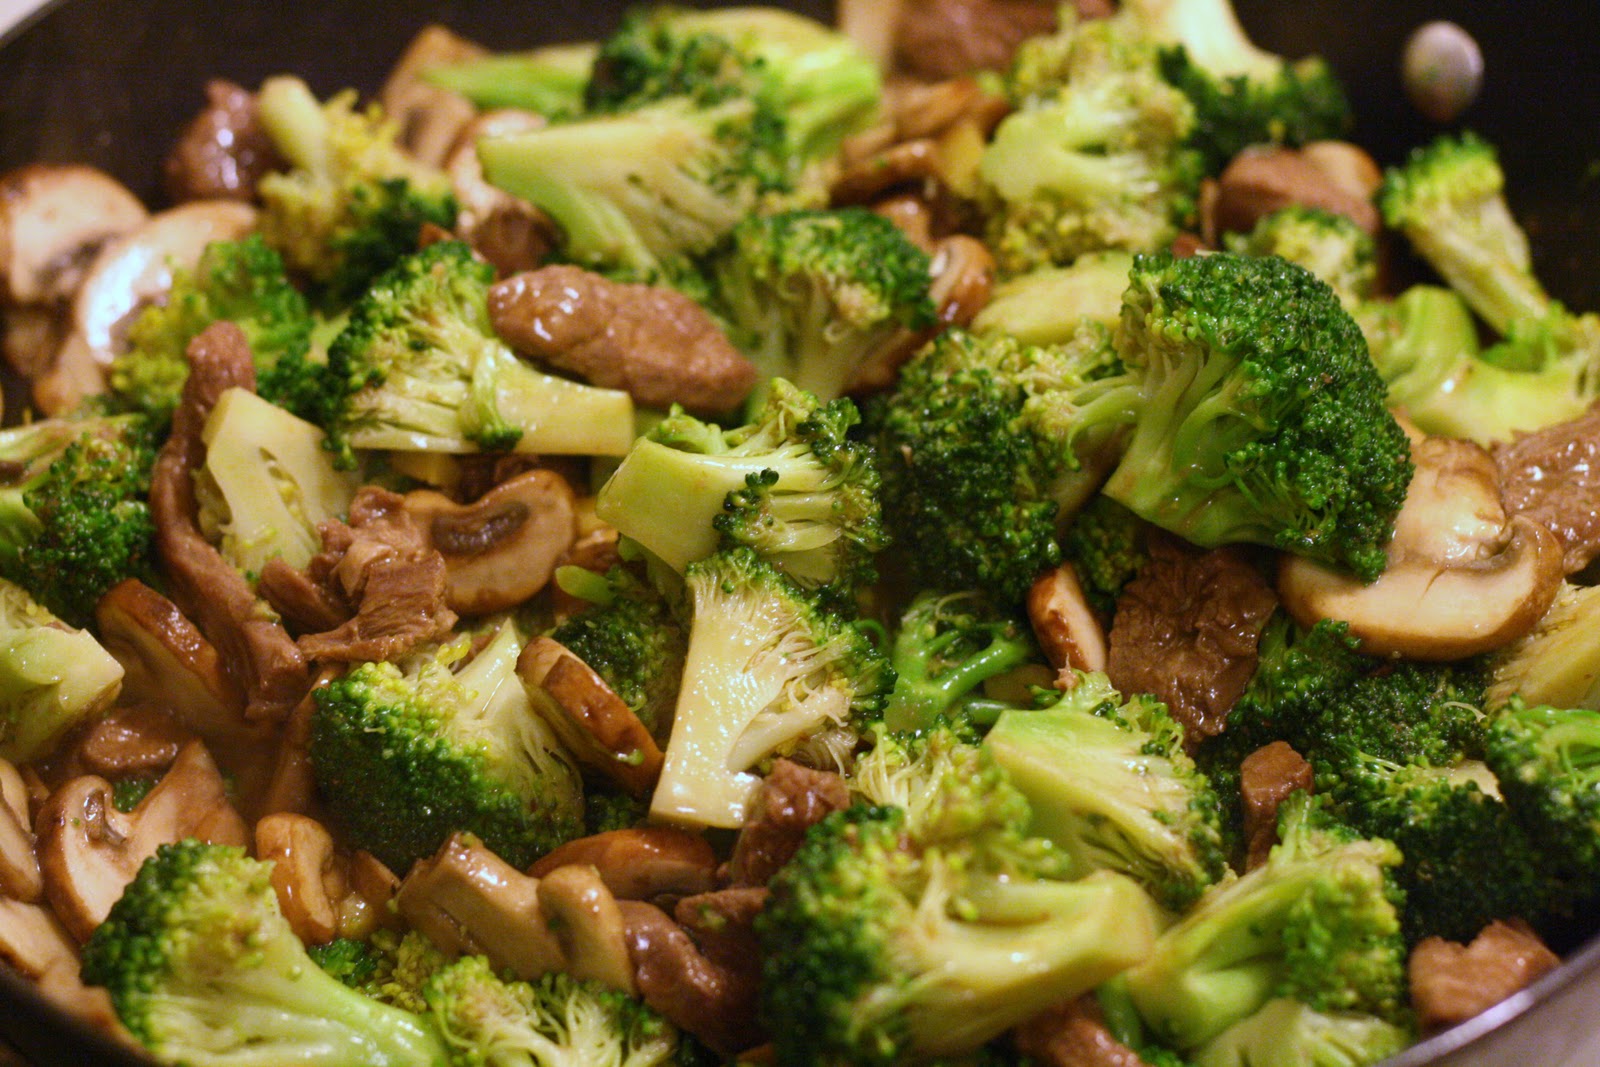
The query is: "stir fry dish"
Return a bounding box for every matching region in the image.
[2,2,1599,1065]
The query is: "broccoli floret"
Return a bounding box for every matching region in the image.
[596,380,886,594]
[80,841,450,1067]
[970,250,1136,346]
[1488,582,1600,710]
[548,564,688,740]
[313,929,452,1014]
[758,804,1164,1066]
[1058,494,1152,616]
[323,241,635,466]
[1104,252,1411,580]
[1319,750,1577,944]
[310,618,585,871]
[0,413,158,627]
[849,724,1034,846]
[108,235,319,423]
[870,326,1141,604]
[0,577,123,763]
[110,774,160,813]
[1224,206,1376,311]
[256,75,458,310]
[192,387,359,580]
[650,547,892,829]
[984,672,1228,911]
[1122,792,1407,1053]
[584,5,880,163]
[424,954,693,1067]
[308,937,389,989]
[1485,702,1600,884]
[713,208,934,404]
[1190,998,1411,1067]
[422,40,598,116]
[879,591,1041,736]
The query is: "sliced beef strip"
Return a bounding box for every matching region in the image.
[150,321,309,722]
[1409,919,1561,1032]
[1106,534,1278,749]
[725,759,852,886]
[1240,741,1314,871]
[1494,402,1600,574]
[488,265,757,416]
[1012,995,1149,1067]
[893,0,1062,81]
[618,899,767,1055]
[674,886,767,984]
[162,80,283,204]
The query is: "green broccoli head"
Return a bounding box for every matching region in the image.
[714,207,935,404]
[0,413,158,627]
[1104,251,1412,580]
[422,40,597,117]
[324,240,635,465]
[650,547,892,829]
[80,841,449,1067]
[758,804,1165,1066]
[871,327,1142,604]
[109,234,318,423]
[0,577,124,763]
[1122,791,1407,1052]
[1225,206,1376,310]
[1190,998,1411,1067]
[1058,493,1152,616]
[849,724,1035,848]
[312,929,453,1015]
[310,618,585,871]
[984,672,1229,911]
[1485,702,1600,884]
[971,250,1137,347]
[597,379,887,595]
[256,76,458,310]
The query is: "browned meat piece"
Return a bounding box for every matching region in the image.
[256,560,347,633]
[1106,535,1278,748]
[150,322,309,721]
[893,0,1061,80]
[1012,995,1147,1067]
[58,707,192,783]
[1240,741,1314,870]
[163,80,283,203]
[1409,919,1561,1032]
[675,886,768,980]
[618,900,767,1055]
[725,759,852,886]
[1209,146,1382,242]
[276,487,459,664]
[1495,403,1600,574]
[488,265,757,416]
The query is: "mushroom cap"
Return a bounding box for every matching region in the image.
[0,164,148,306]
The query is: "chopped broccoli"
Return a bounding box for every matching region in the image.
[323,240,635,466]
[0,577,124,763]
[650,547,892,829]
[1485,701,1600,885]
[310,618,585,871]
[1224,206,1376,310]
[870,326,1141,604]
[312,929,452,1015]
[422,41,598,116]
[110,774,160,813]
[970,250,1136,346]
[1058,494,1152,616]
[849,724,1034,846]
[1189,998,1411,1067]
[80,841,450,1067]
[1103,252,1411,580]
[1488,582,1600,711]
[596,380,886,594]
[879,591,1041,736]
[0,413,158,627]
[424,954,693,1067]
[759,803,1164,1066]
[713,207,934,405]
[1121,792,1407,1052]
[256,75,458,310]
[109,235,319,423]
[985,671,1229,911]
[548,563,688,741]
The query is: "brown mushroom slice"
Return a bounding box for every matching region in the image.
[0,757,40,902]
[35,740,249,941]
[519,636,664,797]
[0,164,148,306]
[1278,434,1565,660]
[1028,562,1108,675]
[444,109,555,275]
[255,813,343,946]
[380,25,487,168]
[402,468,577,615]
[1208,146,1381,243]
[529,828,717,901]
[0,898,79,978]
[395,832,635,992]
[2,304,68,381]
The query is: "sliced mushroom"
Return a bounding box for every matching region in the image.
[1207,145,1381,244]
[1279,433,1565,660]
[254,812,390,945]
[2,303,68,380]
[0,757,41,902]
[35,740,249,941]
[380,24,487,168]
[444,109,556,276]
[528,828,718,901]
[0,897,79,979]
[0,164,148,306]
[395,832,635,992]
[1028,562,1108,675]
[403,468,578,615]
[519,636,664,797]
[618,899,768,1055]
[58,706,192,783]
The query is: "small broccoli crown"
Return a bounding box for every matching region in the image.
[985,672,1228,911]
[878,592,1041,736]
[110,235,318,423]
[714,207,935,402]
[850,725,1036,847]
[549,564,688,740]
[310,622,584,871]
[1225,205,1376,310]
[1058,494,1152,616]
[585,5,760,111]
[1193,998,1412,1067]
[81,841,448,1066]
[1106,252,1412,580]
[1123,791,1406,1052]
[320,929,453,1015]
[0,414,158,627]
[1485,702,1600,882]
[872,327,1142,604]
[309,937,388,988]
